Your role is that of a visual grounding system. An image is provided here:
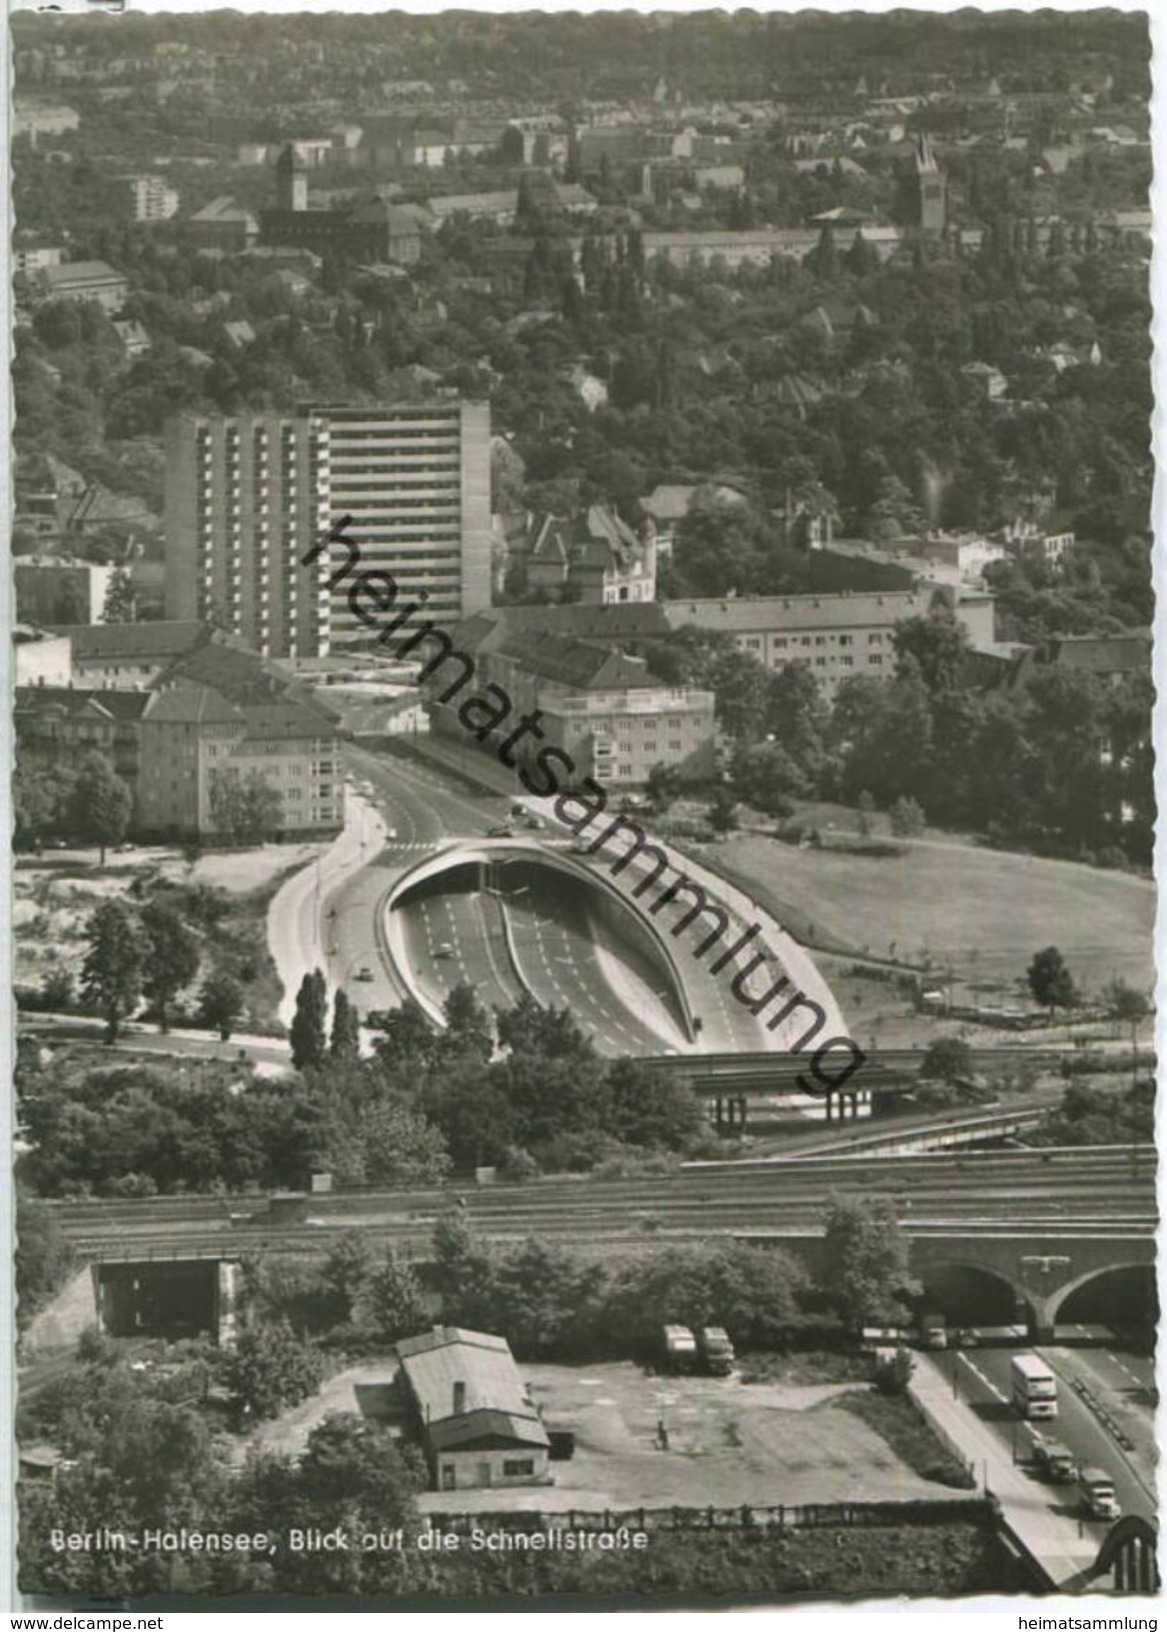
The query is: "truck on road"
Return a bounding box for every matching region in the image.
[918,1311,948,1350]
[1011,1352,1058,1420]
[1078,1466,1121,1521]
[697,1326,735,1375]
[662,1324,698,1374]
[1031,1436,1076,1483]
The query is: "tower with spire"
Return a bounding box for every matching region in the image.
[914,133,946,237]
[275,141,308,213]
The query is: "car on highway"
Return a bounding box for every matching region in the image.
[435,942,454,959]
[486,824,513,838]
[353,966,374,982]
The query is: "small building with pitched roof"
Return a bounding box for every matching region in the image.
[396,1325,550,1492]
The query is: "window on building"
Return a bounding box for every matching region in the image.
[870,654,883,667]
[869,632,883,644]
[815,657,826,667]
[839,634,853,646]
[503,1459,535,1477]
[800,636,812,647]
[814,636,826,646]
[841,656,853,667]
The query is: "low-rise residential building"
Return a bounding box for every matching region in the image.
[60,620,227,689]
[15,559,115,627]
[524,505,656,605]
[663,587,998,701]
[184,197,260,252]
[35,260,128,313]
[136,682,342,840]
[396,1326,550,1493]
[13,101,80,140]
[13,627,73,688]
[15,685,151,790]
[427,609,716,788]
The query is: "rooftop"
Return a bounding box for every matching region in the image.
[397,1326,548,1452]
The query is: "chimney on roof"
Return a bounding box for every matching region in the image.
[453,1380,466,1415]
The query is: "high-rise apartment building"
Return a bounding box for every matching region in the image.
[317,401,492,643]
[166,401,492,657]
[165,413,332,658]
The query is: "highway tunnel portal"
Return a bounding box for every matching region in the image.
[383,840,853,1116]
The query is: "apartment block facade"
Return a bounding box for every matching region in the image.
[165,401,492,658]
[165,413,333,659]
[663,588,997,701]
[431,613,716,788]
[136,685,342,840]
[320,401,492,644]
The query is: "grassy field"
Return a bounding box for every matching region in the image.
[712,830,1154,991]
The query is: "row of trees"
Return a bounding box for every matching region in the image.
[650,609,1152,865]
[14,749,286,856]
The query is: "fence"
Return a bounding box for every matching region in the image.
[420,1498,992,1536]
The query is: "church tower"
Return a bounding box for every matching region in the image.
[275,142,308,213]
[914,134,946,237]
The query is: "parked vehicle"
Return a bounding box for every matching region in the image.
[1032,1436,1076,1483]
[918,1311,948,1350]
[1011,1352,1058,1420]
[487,824,513,838]
[662,1324,698,1374]
[524,813,545,830]
[697,1326,735,1376]
[1078,1465,1120,1521]
[353,966,374,982]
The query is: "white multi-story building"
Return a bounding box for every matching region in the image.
[124,173,180,222]
[318,400,492,643]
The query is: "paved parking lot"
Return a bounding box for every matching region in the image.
[419,1361,970,1515]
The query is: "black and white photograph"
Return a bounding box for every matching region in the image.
[6,1,1159,1612]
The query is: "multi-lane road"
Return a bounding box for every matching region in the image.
[951,1335,1157,1524]
[331,743,776,1054]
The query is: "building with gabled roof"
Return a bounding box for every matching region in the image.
[423,607,715,788]
[396,1325,550,1491]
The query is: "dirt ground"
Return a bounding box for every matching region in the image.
[419,1361,972,1515]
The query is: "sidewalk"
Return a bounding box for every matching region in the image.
[910,1352,1103,1590]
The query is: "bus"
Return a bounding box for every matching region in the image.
[1011,1352,1058,1420]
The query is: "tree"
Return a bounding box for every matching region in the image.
[101,565,137,624]
[647,762,682,812]
[856,790,877,837]
[141,899,200,1032]
[874,1346,915,1396]
[209,770,284,844]
[321,1231,375,1326]
[442,982,493,1062]
[369,996,437,1070]
[67,752,132,864]
[919,1036,973,1083]
[197,968,245,1040]
[707,786,739,835]
[226,1320,323,1421]
[606,1059,704,1151]
[893,612,971,694]
[889,795,925,838]
[1103,977,1149,1085]
[820,1196,921,1331]
[15,1189,73,1325]
[80,899,142,1042]
[291,969,329,1071]
[1027,946,1077,1015]
[330,988,361,1061]
[361,1250,426,1343]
